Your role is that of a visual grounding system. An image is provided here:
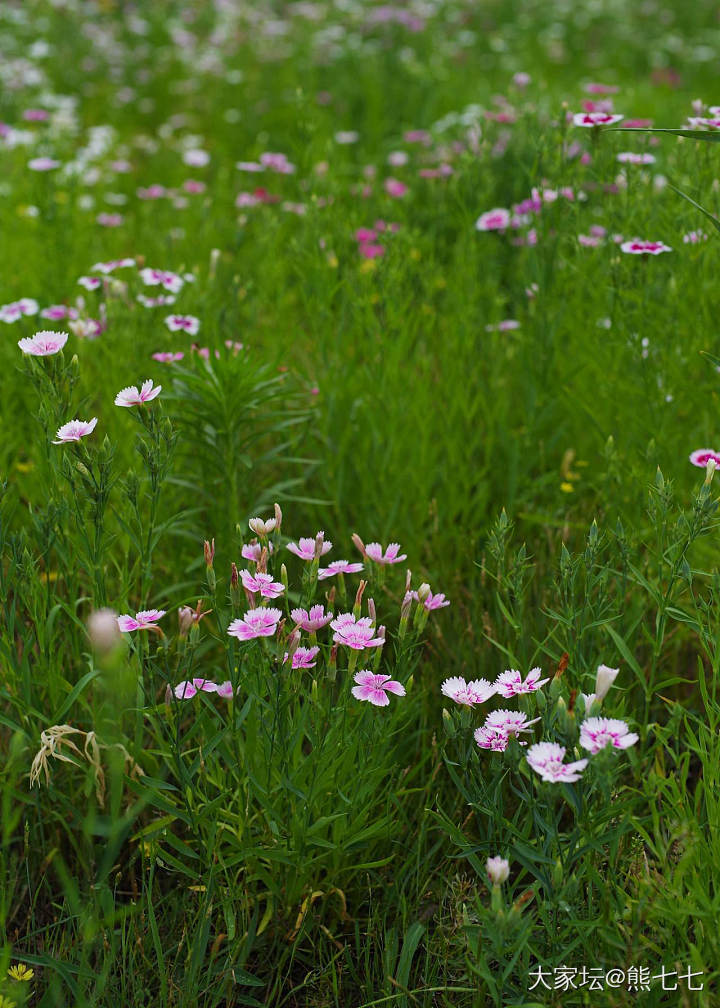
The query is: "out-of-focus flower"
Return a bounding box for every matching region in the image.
[87,608,122,653]
[620,239,671,255]
[476,208,511,232]
[486,856,510,884]
[165,314,200,334]
[572,112,624,127]
[351,669,406,706]
[29,156,60,170]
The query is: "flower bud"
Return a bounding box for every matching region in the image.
[706,458,717,486]
[353,579,367,618]
[230,562,242,608]
[327,643,338,682]
[442,707,456,738]
[594,664,619,702]
[398,590,413,638]
[178,605,194,637]
[314,530,325,560]
[486,856,509,885]
[416,582,431,603]
[274,502,282,534]
[351,533,366,558]
[367,597,376,624]
[204,538,215,567]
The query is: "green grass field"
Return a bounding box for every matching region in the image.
[2,1,720,1005]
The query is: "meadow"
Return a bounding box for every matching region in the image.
[2,0,720,1005]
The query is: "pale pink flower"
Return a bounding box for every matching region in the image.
[413,589,449,610]
[91,258,135,273]
[52,418,98,443]
[476,208,511,232]
[291,605,334,631]
[114,379,162,407]
[486,856,509,884]
[227,607,282,640]
[284,646,320,669]
[485,709,540,737]
[78,276,102,290]
[117,609,166,632]
[485,319,520,332]
[494,667,549,698]
[241,539,273,562]
[441,676,495,706]
[683,230,708,244]
[1,298,39,323]
[474,726,511,751]
[351,669,405,706]
[174,678,233,699]
[248,516,276,536]
[620,239,671,255]
[138,294,176,307]
[579,717,638,754]
[182,148,210,167]
[572,112,624,127]
[331,614,384,650]
[364,542,407,565]
[318,560,364,579]
[616,152,656,165]
[165,314,200,335]
[287,535,332,560]
[239,569,284,599]
[526,742,588,782]
[584,83,619,95]
[139,268,184,293]
[28,156,60,171]
[594,664,619,701]
[18,330,68,356]
[152,351,184,363]
[41,305,78,321]
[96,213,123,227]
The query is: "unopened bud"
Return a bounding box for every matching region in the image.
[705,458,716,486]
[314,530,325,560]
[178,605,194,637]
[274,502,282,533]
[230,562,242,607]
[442,707,456,738]
[204,538,215,567]
[280,563,289,595]
[353,579,367,618]
[351,533,366,558]
[327,643,338,682]
[416,582,431,602]
[367,597,376,623]
[594,663,619,702]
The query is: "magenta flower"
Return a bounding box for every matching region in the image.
[78,276,102,291]
[287,535,332,560]
[579,717,639,755]
[174,678,233,699]
[165,314,200,335]
[331,614,384,650]
[241,540,273,562]
[41,305,78,321]
[476,208,511,232]
[318,560,364,580]
[53,418,98,444]
[364,542,407,565]
[152,352,184,363]
[114,379,162,407]
[117,609,166,632]
[526,742,588,783]
[18,330,69,356]
[291,605,334,631]
[441,677,495,706]
[413,590,450,610]
[384,178,408,198]
[690,449,720,468]
[351,670,406,707]
[485,709,540,738]
[494,667,549,698]
[572,112,624,127]
[620,239,671,255]
[239,569,284,599]
[474,726,511,751]
[227,607,282,641]
[284,646,320,669]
